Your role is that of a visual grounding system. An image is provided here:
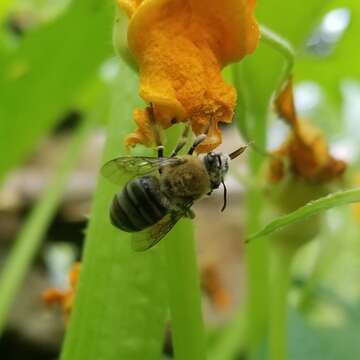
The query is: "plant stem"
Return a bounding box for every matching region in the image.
[208,308,246,360]
[268,246,293,360]
[0,119,91,334]
[162,125,206,360]
[244,186,269,353]
[60,67,168,360]
[260,24,295,95]
[164,221,207,360]
[232,63,269,355]
[246,97,269,353]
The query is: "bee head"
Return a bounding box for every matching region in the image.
[203,152,230,190]
[203,145,248,212]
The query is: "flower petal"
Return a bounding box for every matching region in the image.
[270,80,346,182]
[274,78,297,128]
[118,0,259,152]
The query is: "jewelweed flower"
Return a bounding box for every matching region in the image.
[201,263,231,312]
[269,79,346,183]
[116,0,259,152]
[267,80,346,254]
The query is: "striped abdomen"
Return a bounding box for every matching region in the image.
[110,175,169,232]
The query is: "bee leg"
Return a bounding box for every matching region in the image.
[188,134,207,155]
[187,118,211,154]
[170,124,191,157]
[157,145,164,158]
[147,104,164,159]
[184,208,195,219]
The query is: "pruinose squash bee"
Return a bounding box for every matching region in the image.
[102,124,247,251]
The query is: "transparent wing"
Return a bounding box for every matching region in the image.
[101,156,183,185]
[131,205,192,252]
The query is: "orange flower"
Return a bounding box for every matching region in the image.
[201,263,231,312]
[116,0,259,152]
[266,80,346,253]
[269,79,346,183]
[42,262,81,322]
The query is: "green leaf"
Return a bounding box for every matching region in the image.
[0,0,113,181]
[248,188,360,241]
[60,62,167,360]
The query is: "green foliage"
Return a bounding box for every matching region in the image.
[248,188,360,241]
[0,0,113,181]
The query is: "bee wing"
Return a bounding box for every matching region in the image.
[101,156,184,185]
[131,205,192,252]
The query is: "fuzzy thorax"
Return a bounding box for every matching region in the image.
[160,155,211,200]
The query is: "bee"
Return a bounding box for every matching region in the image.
[101,128,247,251]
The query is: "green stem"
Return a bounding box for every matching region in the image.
[232,63,269,355]
[60,68,167,360]
[208,308,246,360]
[164,221,206,360]
[246,97,269,355]
[244,187,269,353]
[162,125,206,360]
[260,24,295,95]
[269,246,293,360]
[0,119,91,334]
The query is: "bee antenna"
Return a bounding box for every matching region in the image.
[228,143,250,160]
[221,180,227,212]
